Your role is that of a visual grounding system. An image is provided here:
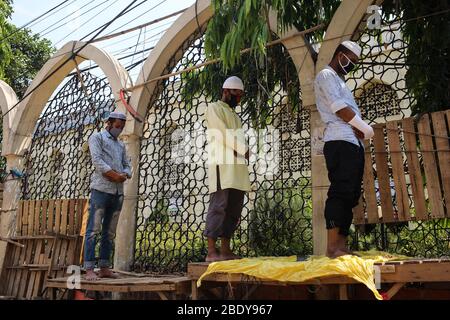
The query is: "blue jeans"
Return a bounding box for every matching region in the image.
[83,189,124,270]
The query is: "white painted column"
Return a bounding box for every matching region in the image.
[0,154,25,272]
[114,133,140,271]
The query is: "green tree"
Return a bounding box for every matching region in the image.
[204,0,449,115]
[3,25,54,98]
[0,0,13,80]
[383,0,450,114]
[0,0,55,98]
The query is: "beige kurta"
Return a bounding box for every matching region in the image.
[205,100,251,194]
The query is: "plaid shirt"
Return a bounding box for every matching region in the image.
[89,130,132,195]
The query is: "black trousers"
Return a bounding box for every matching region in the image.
[204,166,245,239]
[323,140,365,236]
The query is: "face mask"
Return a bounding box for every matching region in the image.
[228,94,239,108]
[339,52,356,75]
[109,127,123,139]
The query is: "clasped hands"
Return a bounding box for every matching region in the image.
[103,170,128,183]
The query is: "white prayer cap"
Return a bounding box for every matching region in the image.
[223,76,244,91]
[341,40,362,58]
[108,111,127,121]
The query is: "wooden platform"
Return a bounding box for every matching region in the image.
[188,258,450,300]
[45,272,191,300]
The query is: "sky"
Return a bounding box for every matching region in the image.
[10,0,196,82]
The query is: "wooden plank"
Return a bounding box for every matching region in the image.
[5,244,21,296]
[26,201,42,298]
[417,114,445,218]
[47,200,55,233]
[40,200,49,235]
[12,202,29,297]
[11,234,77,240]
[57,200,70,279]
[21,200,29,236]
[431,111,450,215]
[352,196,365,225]
[54,200,61,234]
[362,139,379,224]
[65,200,78,268]
[32,250,47,298]
[16,201,23,235]
[50,200,62,279]
[188,261,450,285]
[26,239,42,299]
[68,199,76,236]
[60,200,68,235]
[402,118,427,220]
[42,230,56,299]
[386,121,410,221]
[33,200,41,235]
[0,243,12,294]
[373,125,395,222]
[339,284,348,300]
[17,239,34,298]
[28,201,35,236]
[77,199,89,264]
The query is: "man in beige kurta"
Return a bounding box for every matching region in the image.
[204,76,251,262]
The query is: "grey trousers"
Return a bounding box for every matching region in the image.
[204,166,245,239]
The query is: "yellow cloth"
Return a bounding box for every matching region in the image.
[205,100,251,193]
[197,251,410,300]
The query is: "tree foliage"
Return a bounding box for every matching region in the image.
[383,0,449,114]
[0,0,55,98]
[203,0,449,115]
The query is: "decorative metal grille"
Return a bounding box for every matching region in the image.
[22,72,115,200]
[347,12,450,258]
[134,28,313,273]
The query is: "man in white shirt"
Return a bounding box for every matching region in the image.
[314,41,374,258]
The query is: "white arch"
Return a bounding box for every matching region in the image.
[5,41,133,155]
[0,80,18,155]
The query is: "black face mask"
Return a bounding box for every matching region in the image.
[339,53,356,75]
[227,94,239,108]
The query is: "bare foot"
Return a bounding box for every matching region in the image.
[342,248,361,256]
[220,252,241,261]
[98,268,119,279]
[85,269,98,281]
[326,249,349,259]
[205,253,221,262]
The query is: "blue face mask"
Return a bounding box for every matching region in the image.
[109,127,123,139]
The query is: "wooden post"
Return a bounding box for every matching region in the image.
[310,107,328,255]
[339,284,348,300]
[191,280,198,300]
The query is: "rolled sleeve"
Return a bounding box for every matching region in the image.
[89,134,112,174]
[315,70,347,113]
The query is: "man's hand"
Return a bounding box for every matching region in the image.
[103,170,127,183]
[352,127,365,140]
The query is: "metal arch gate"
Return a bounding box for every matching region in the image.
[134,28,313,273]
[22,71,116,201]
